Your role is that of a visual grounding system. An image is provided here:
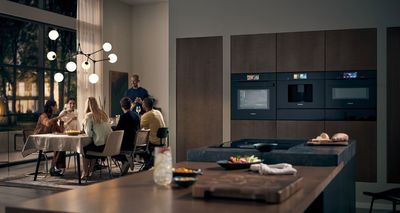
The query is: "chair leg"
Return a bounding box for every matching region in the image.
[107,157,113,178]
[369,198,375,213]
[44,154,49,174]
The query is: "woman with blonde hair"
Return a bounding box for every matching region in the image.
[81,97,112,178]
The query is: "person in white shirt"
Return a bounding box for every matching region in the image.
[59,97,79,131]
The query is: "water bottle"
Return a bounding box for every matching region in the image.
[153,147,172,186]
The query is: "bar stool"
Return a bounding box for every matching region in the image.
[363,188,400,213]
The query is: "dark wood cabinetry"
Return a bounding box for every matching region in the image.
[276,121,325,139]
[176,37,223,162]
[277,31,325,72]
[325,121,376,182]
[387,27,400,183]
[231,34,276,73]
[326,28,377,71]
[231,120,276,141]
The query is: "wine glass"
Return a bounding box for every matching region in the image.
[135,105,141,114]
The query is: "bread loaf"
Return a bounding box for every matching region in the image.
[331,133,349,142]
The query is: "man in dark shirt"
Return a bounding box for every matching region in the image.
[124,74,149,114]
[114,97,140,175]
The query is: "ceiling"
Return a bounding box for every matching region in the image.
[119,0,167,5]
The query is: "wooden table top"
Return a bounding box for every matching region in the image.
[6,162,344,213]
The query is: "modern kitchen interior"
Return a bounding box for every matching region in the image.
[0,0,400,212]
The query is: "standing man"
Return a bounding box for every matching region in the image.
[124,74,149,114]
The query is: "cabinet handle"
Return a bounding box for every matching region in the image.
[297,103,304,106]
[347,102,354,105]
[250,113,257,116]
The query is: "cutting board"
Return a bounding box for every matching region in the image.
[306,140,348,146]
[192,173,303,203]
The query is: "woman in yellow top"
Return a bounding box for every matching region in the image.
[81,97,112,178]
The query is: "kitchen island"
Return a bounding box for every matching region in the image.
[6,161,346,213]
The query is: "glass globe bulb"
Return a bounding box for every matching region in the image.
[54,72,64,82]
[103,42,112,52]
[88,73,99,84]
[66,61,77,72]
[81,61,91,70]
[47,51,56,61]
[48,30,59,40]
[108,53,118,63]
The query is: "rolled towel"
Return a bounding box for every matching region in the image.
[250,163,297,175]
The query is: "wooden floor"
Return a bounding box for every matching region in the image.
[0,161,65,213]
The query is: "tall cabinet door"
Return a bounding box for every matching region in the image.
[326,28,377,71]
[176,37,223,162]
[387,27,400,183]
[325,121,377,182]
[231,120,276,141]
[231,33,276,73]
[277,121,325,139]
[277,31,325,72]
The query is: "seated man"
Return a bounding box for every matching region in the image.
[140,97,166,170]
[114,97,140,175]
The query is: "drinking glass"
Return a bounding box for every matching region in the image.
[135,105,141,114]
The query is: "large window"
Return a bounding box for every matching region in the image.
[8,0,77,18]
[0,14,77,124]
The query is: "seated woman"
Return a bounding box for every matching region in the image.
[81,97,112,178]
[59,97,79,131]
[33,99,66,176]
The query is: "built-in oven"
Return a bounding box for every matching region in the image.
[276,72,325,120]
[325,70,376,120]
[231,73,276,120]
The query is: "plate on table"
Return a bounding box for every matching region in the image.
[65,130,81,136]
[172,168,203,177]
[216,160,263,170]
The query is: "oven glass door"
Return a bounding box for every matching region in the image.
[325,79,376,108]
[231,81,276,120]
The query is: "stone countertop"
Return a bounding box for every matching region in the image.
[187,139,355,166]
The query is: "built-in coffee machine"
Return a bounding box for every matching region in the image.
[277,72,325,120]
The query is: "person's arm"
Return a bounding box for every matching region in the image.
[83,115,94,137]
[140,113,150,130]
[40,113,62,127]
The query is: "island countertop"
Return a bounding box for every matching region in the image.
[188,139,356,167]
[6,161,344,213]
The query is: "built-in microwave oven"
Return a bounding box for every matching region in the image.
[231,73,276,120]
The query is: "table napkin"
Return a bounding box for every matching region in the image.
[250,163,297,175]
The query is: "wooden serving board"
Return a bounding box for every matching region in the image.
[306,140,348,146]
[192,173,303,203]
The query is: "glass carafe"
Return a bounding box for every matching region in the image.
[153,147,172,186]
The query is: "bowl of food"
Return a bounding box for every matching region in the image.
[217,155,262,170]
[65,130,81,136]
[172,167,202,177]
[253,143,278,152]
[173,176,197,188]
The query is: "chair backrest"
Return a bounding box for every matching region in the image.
[135,129,150,148]
[102,130,124,156]
[156,127,169,146]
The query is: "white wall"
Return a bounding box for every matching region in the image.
[103,0,133,114]
[169,0,400,209]
[131,2,169,124]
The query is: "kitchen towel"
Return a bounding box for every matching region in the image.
[250,163,297,175]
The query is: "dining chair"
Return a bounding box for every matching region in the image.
[363,188,400,213]
[130,129,150,171]
[86,130,124,178]
[156,127,169,147]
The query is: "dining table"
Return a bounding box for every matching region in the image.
[22,133,92,184]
